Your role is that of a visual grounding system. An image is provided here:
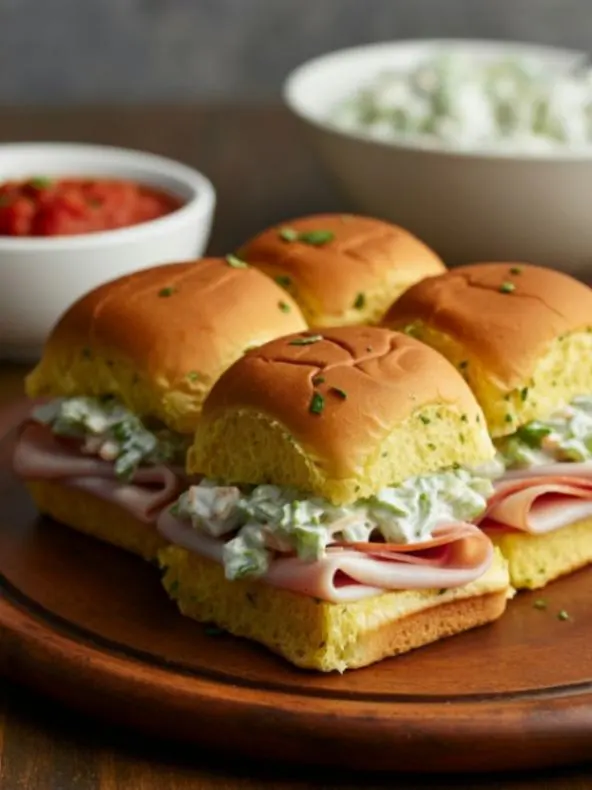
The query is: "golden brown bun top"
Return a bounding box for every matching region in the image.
[384,263,592,388]
[26,259,307,434]
[238,213,445,326]
[196,326,491,492]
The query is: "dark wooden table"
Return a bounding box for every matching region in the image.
[0,106,591,789]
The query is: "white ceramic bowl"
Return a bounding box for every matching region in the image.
[284,39,592,276]
[0,143,216,360]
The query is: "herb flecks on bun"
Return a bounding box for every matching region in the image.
[238,214,445,327]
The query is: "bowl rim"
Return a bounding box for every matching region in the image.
[0,142,216,251]
[283,37,592,163]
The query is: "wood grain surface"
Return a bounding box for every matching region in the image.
[0,107,592,789]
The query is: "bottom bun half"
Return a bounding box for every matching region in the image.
[490,517,592,590]
[158,546,511,672]
[26,481,168,562]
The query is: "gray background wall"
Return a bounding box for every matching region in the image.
[0,0,590,105]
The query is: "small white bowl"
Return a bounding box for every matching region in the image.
[0,142,216,360]
[284,39,592,277]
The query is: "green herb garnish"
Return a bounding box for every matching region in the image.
[505,413,513,423]
[289,334,323,346]
[226,254,249,269]
[158,287,175,297]
[558,609,570,621]
[419,415,430,425]
[297,229,335,245]
[461,414,468,423]
[275,275,292,287]
[309,392,325,415]
[510,266,523,275]
[187,371,203,383]
[278,301,291,313]
[312,376,325,385]
[353,292,366,310]
[428,442,437,451]
[459,360,469,370]
[29,176,53,189]
[516,421,552,448]
[520,387,529,402]
[278,227,335,246]
[331,387,347,400]
[533,599,547,610]
[499,281,516,294]
[278,227,299,242]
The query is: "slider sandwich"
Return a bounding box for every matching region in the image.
[13,258,307,560]
[384,263,592,590]
[238,213,445,327]
[157,327,511,671]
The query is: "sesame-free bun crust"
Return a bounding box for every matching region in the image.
[384,263,592,437]
[189,327,494,504]
[26,481,167,561]
[238,214,445,327]
[159,545,511,672]
[25,259,307,434]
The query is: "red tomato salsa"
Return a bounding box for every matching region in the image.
[0,177,183,237]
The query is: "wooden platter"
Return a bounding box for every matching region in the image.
[0,401,592,774]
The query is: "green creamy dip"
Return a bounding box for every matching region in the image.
[33,396,190,480]
[172,470,494,581]
[497,396,592,468]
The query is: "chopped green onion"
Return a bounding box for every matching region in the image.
[297,229,335,246]
[309,392,325,415]
[29,176,53,189]
[353,292,366,310]
[289,334,323,346]
[331,387,347,400]
[278,227,299,242]
[278,301,291,313]
[499,281,516,294]
[275,275,292,287]
[278,227,335,246]
[158,287,175,297]
[516,421,553,448]
[226,254,249,269]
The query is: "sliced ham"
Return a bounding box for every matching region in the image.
[14,422,182,524]
[157,509,493,603]
[480,471,592,535]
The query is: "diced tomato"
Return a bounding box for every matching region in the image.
[0,177,182,237]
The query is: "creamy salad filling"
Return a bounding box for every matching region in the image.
[497,396,592,469]
[32,396,191,481]
[170,469,494,581]
[332,53,592,151]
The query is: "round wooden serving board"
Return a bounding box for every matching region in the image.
[0,401,591,774]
